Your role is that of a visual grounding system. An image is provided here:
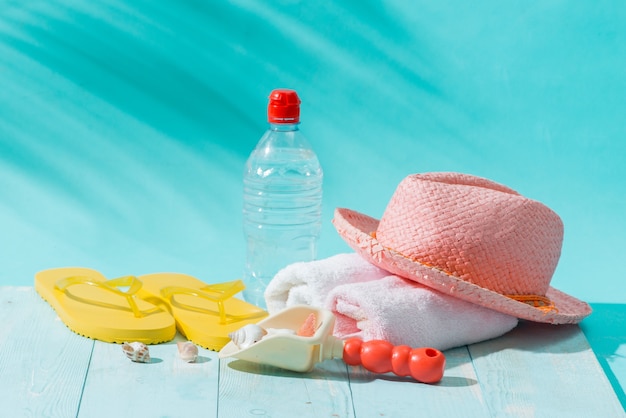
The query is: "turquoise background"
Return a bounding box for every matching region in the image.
[0,0,624,405]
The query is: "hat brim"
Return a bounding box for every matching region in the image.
[333,208,592,324]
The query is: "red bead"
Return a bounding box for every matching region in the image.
[409,347,446,384]
[360,340,393,374]
[342,338,363,366]
[342,338,446,384]
[391,345,412,377]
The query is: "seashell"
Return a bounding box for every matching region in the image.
[229,324,268,349]
[177,341,199,363]
[122,342,151,363]
[296,313,317,337]
[266,328,297,337]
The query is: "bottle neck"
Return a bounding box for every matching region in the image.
[269,122,299,132]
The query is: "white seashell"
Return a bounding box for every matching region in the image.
[229,324,268,349]
[122,342,151,363]
[177,341,199,363]
[266,328,297,337]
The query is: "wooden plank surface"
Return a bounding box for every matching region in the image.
[78,337,220,416]
[219,357,354,417]
[348,346,492,417]
[582,303,626,409]
[469,320,626,417]
[0,286,92,417]
[1,287,624,417]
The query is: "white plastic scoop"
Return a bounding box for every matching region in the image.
[218,305,445,383]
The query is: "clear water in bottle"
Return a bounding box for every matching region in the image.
[242,109,323,309]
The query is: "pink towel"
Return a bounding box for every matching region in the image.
[265,253,518,351]
[328,275,518,351]
[264,253,389,314]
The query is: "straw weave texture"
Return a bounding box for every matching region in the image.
[333,172,591,324]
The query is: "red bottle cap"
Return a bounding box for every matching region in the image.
[267,89,301,124]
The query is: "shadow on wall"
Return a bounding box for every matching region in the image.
[580,304,626,410]
[0,1,442,282]
[0,1,625,311]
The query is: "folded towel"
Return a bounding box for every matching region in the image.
[264,253,389,314]
[328,275,519,351]
[265,253,519,351]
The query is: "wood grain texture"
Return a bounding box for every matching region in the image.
[0,287,92,417]
[348,346,492,417]
[1,287,624,417]
[78,337,220,416]
[469,320,626,417]
[218,357,354,417]
[581,303,626,409]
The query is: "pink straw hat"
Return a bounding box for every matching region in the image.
[333,172,591,324]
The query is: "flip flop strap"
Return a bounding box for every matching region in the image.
[160,280,250,324]
[55,275,144,318]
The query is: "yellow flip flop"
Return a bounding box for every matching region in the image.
[137,273,268,351]
[35,267,176,344]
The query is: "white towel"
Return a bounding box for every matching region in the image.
[328,275,519,351]
[264,253,389,314]
[265,253,519,351]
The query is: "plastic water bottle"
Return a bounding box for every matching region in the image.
[242,89,323,308]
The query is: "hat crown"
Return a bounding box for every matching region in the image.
[376,173,564,296]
